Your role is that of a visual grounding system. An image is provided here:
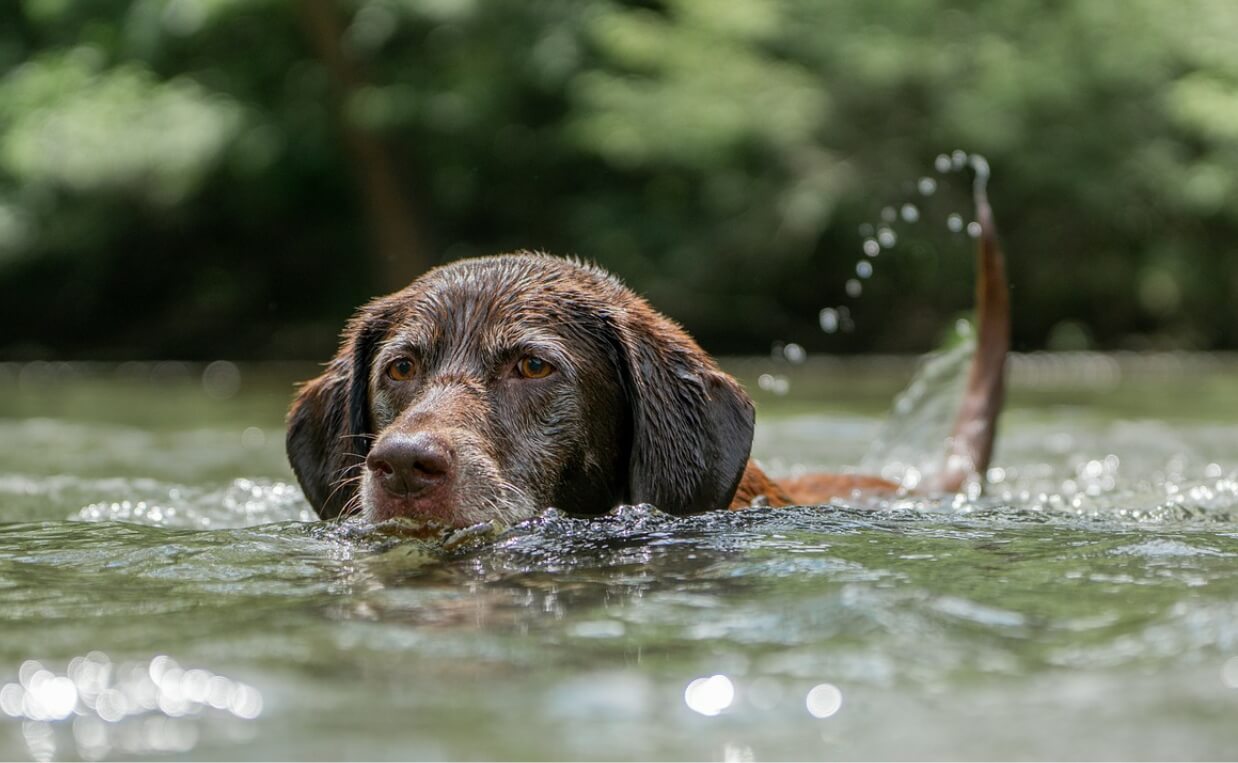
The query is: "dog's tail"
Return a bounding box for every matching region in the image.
[931,158,1010,493]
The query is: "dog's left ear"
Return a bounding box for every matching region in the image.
[286,305,393,519]
[612,308,755,515]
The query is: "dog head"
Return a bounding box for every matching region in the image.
[286,253,754,527]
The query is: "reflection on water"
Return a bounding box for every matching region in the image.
[684,675,734,717]
[1,359,1237,759]
[1,653,261,761]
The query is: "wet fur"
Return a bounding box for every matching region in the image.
[288,194,1007,525]
[287,253,755,525]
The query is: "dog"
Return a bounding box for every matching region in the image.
[286,185,1008,528]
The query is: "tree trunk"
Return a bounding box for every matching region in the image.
[299,0,429,290]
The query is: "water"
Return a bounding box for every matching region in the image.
[2,357,1238,760]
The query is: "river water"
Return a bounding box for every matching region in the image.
[1,355,1236,760]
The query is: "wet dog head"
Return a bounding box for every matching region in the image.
[286,253,754,527]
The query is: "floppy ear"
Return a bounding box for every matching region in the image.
[285,308,392,519]
[613,309,756,515]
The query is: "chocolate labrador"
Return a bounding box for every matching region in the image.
[286,184,1008,527]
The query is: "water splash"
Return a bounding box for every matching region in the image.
[819,308,839,333]
[69,478,314,529]
[760,343,806,395]
[814,151,996,487]
[758,373,791,396]
[788,153,989,376]
[817,151,987,335]
[859,324,976,489]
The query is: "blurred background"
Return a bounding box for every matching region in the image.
[1,0,1237,362]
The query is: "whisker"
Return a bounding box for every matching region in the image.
[323,470,364,513]
[339,490,364,519]
[328,454,370,480]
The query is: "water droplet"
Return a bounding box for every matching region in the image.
[858,222,874,236]
[240,427,266,449]
[900,203,919,223]
[934,154,952,173]
[856,261,873,279]
[880,206,897,223]
[757,374,791,396]
[819,308,839,334]
[967,221,982,238]
[876,227,897,248]
[845,279,862,297]
[947,213,964,233]
[783,342,806,364]
[838,305,855,332]
[202,361,241,400]
[917,176,937,195]
[968,153,990,179]
[951,149,968,170]
[862,238,880,257]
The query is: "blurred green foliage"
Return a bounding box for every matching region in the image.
[1,0,1236,360]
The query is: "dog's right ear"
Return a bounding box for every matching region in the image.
[286,305,394,519]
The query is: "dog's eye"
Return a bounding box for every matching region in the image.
[386,358,416,382]
[516,356,554,379]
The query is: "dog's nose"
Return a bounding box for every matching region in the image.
[366,433,453,497]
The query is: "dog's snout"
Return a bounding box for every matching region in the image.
[367,433,454,497]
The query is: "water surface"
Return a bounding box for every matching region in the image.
[1,356,1237,760]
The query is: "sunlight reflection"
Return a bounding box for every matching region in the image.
[0,652,262,759]
[684,674,734,716]
[805,683,843,719]
[72,477,314,528]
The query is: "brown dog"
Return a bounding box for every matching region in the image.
[286,185,1008,527]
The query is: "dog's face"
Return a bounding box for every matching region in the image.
[286,254,755,527]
